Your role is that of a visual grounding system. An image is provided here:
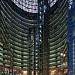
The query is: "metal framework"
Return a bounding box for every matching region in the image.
[0,0,69,75]
[11,0,38,13]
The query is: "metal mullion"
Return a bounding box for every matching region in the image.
[39,0,44,75]
[34,28,36,75]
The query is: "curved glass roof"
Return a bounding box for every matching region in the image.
[12,0,58,13]
[11,0,38,13]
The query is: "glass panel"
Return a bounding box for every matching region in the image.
[12,0,38,13]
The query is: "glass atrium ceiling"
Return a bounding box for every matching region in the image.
[12,0,38,13]
[12,0,58,13]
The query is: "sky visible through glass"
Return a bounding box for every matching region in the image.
[12,0,58,13]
